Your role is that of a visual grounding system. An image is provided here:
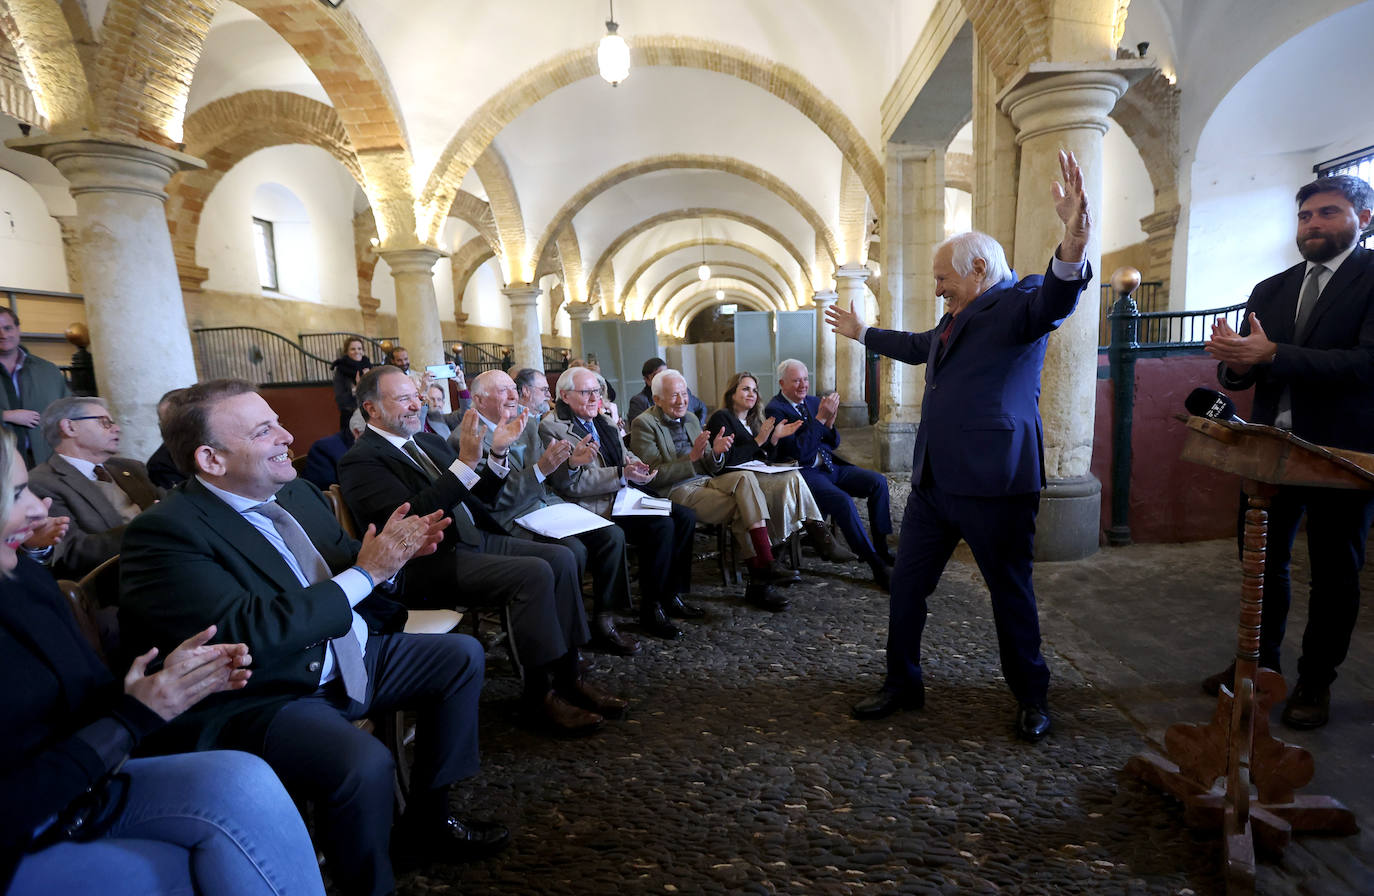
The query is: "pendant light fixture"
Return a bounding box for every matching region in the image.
[715,288,725,300]
[697,217,711,281]
[598,0,630,86]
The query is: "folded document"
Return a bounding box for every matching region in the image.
[515,503,615,538]
[612,486,673,516]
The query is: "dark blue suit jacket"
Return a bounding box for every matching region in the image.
[864,262,1090,497]
[764,393,847,468]
[1219,246,1374,453]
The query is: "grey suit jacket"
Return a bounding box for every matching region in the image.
[541,411,637,517]
[29,454,161,578]
[454,414,572,529]
[629,406,723,490]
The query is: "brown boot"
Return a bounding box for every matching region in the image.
[804,520,857,562]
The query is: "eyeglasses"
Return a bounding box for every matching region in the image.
[567,388,601,399]
[70,415,117,429]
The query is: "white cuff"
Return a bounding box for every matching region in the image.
[449,458,497,487]
[858,325,869,343]
[332,567,374,607]
[1050,255,1087,281]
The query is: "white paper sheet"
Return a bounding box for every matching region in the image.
[611,486,672,517]
[515,502,615,538]
[728,460,801,474]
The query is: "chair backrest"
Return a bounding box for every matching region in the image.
[291,454,308,475]
[57,554,122,667]
[326,483,361,539]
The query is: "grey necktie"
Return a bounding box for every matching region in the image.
[1293,264,1324,343]
[404,439,481,545]
[250,500,368,702]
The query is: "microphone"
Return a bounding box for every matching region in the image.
[1185,387,1246,424]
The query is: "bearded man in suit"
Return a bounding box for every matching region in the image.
[1202,174,1374,730]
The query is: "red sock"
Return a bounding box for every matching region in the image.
[748,527,775,567]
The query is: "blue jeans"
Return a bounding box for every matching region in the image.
[7,751,324,896]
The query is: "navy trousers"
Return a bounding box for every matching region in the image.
[884,481,1049,707]
[799,463,891,557]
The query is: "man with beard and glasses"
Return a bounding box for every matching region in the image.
[1202,174,1374,730]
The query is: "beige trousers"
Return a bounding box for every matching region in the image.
[668,470,769,559]
[752,469,823,545]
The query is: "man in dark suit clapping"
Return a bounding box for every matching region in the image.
[1202,174,1374,730]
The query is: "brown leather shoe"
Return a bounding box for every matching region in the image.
[1280,680,1330,729]
[804,520,857,562]
[561,678,629,720]
[534,691,604,735]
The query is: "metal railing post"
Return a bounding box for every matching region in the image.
[1107,267,1142,547]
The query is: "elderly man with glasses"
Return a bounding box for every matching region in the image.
[28,396,162,577]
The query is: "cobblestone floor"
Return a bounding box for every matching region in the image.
[401,548,1253,896]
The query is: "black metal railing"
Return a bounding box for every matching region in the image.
[1103,295,1248,545]
[1097,280,1163,347]
[298,332,397,365]
[193,327,334,385]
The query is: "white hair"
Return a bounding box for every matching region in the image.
[469,369,511,399]
[556,365,598,396]
[776,358,807,382]
[937,231,1013,288]
[651,368,686,398]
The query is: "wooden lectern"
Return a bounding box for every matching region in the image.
[1126,416,1373,894]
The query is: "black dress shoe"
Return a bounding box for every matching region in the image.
[1015,703,1052,742]
[1201,661,1237,697]
[640,605,684,639]
[662,593,706,619]
[869,560,892,593]
[589,614,641,656]
[744,581,789,611]
[394,815,510,869]
[851,686,924,720]
[1281,680,1330,729]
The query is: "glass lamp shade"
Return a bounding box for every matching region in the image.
[698,263,711,281]
[598,28,630,85]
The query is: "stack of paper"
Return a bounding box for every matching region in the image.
[515,503,615,538]
[728,460,801,474]
[612,486,672,516]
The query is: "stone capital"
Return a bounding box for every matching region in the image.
[833,264,871,287]
[565,301,596,321]
[997,63,1150,144]
[381,247,446,277]
[8,135,206,201]
[811,289,838,307]
[502,284,543,307]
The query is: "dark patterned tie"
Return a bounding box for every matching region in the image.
[404,439,480,545]
[250,501,367,702]
[93,464,114,482]
[1293,264,1324,343]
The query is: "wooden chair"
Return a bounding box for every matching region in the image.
[694,520,738,587]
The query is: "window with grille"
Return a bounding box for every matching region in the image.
[1316,146,1374,247]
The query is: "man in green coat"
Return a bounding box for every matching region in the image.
[0,307,70,467]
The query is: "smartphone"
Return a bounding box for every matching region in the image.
[426,363,458,379]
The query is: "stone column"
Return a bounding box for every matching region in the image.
[566,301,595,360]
[832,265,870,427]
[12,136,203,460]
[504,284,544,371]
[999,65,1137,561]
[812,290,838,393]
[876,144,945,472]
[382,247,446,368]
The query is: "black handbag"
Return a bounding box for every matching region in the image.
[30,771,130,850]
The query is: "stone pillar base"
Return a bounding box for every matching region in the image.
[1034,474,1101,562]
[836,401,869,429]
[874,420,916,472]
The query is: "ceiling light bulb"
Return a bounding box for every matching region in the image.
[698,263,711,281]
[715,288,724,300]
[598,18,630,86]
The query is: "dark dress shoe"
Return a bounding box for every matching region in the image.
[869,560,892,593]
[663,593,706,619]
[1015,703,1052,742]
[1201,661,1237,697]
[589,615,641,656]
[750,562,799,588]
[851,686,924,720]
[532,691,603,736]
[561,678,629,720]
[1281,680,1330,729]
[641,605,684,639]
[744,581,789,611]
[393,815,510,869]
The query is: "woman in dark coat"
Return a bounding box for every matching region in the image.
[706,372,852,562]
[331,336,372,431]
[0,432,325,896]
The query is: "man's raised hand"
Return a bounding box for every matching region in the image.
[825,300,865,341]
[1052,149,1090,263]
